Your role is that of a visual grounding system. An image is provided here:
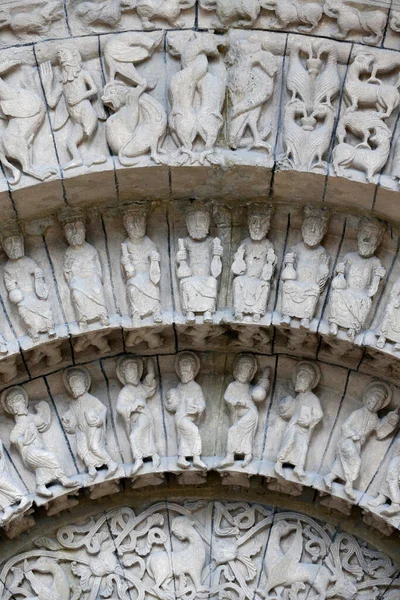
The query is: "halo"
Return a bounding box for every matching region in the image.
[63,367,91,396]
[233,353,258,382]
[364,380,393,410]
[174,351,201,379]
[116,356,144,385]
[1,386,28,416]
[292,361,321,390]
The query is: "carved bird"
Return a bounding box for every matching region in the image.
[286,39,314,113]
[24,557,71,600]
[103,31,163,85]
[313,42,340,109]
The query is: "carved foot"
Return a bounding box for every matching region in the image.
[15,496,31,515]
[344,482,356,500]
[193,456,207,471]
[235,312,244,322]
[152,453,161,469]
[87,154,106,167]
[100,314,110,327]
[204,311,213,323]
[153,311,162,323]
[369,493,386,508]
[129,459,143,476]
[381,503,400,516]
[88,467,97,481]
[185,312,195,324]
[324,474,334,491]
[217,455,234,470]
[347,328,356,342]
[281,315,291,327]
[242,454,252,468]
[376,334,386,349]
[293,466,306,481]
[63,159,83,171]
[1,505,14,522]
[48,328,56,338]
[106,460,119,479]
[274,460,285,478]
[177,456,190,469]
[60,476,79,488]
[329,322,338,336]
[36,485,53,498]
[300,318,310,329]
[252,314,261,323]
[78,319,88,330]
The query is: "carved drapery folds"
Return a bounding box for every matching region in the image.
[0,500,398,600]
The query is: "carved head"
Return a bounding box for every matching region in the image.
[364,380,392,413]
[248,204,273,241]
[2,234,24,260]
[357,217,385,258]
[123,205,147,240]
[57,45,82,69]
[63,219,86,247]
[1,386,29,417]
[175,351,200,383]
[102,81,129,112]
[116,356,143,386]
[233,354,258,384]
[302,205,329,248]
[64,367,91,399]
[186,204,210,241]
[171,516,195,540]
[293,361,321,393]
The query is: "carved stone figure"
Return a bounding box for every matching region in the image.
[325,380,399,500]
[2,233,56,341]
[60,212,109,330]
[218,354,270,469]
[0,1,63,38]
[369,438,400,516]
[165,352,206,470]
[324,0,386,44]
[102,33,167,166]
[0,58,57,185]
[232,204,276,322]
[168,32,227,165]
[116,356,160,475]
[376,278,400,351]
[147,515,207,596]
[281,205,330,328]
[262,0,323,32]
[121,205,162,325]
[1,386,78,497]
[0,440,30,521]
[275,361,322,481]
[328,216,386,341]
[281,41,339,172]
[62,367,119,481]
[177,203,223,324]
[226,37,277,153]
[200,0,264,28]
[40,45,106,170]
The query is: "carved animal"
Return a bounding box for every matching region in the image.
[0,1,63,37]
[24,557,71,600]
[262,0,323,32]
[333,120,391,183]
[257,521,333,599]
[390,10,400,32]
[0,59,57,185]
[324,0,386,44]
[200,0,262,27]
[146,516,207,596]
[168,32,227,165]
[336,109,384,147]
[103,31,162,85]
[74,0,123,28]
[133,0,196,29]
[102,81,167,165]
[344,54,400,119]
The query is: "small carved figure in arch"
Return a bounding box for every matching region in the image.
[325,380,399,500]
[63,367,119,482]
[369,438,400,517]
[165,352,206,470]
[0,439,31,522]
[176,203,223,324]
[121,205,162,326]
[218,354,270,469]
[275,361,322,482]
[60,210,109,330]
[2,232,56,341]
[116,355,160,476]
[1,386,78,498]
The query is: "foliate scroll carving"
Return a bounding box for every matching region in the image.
[121,204,162,325]
[2,232,56,341]
[116,355,160,475]
[165,352,206,470]
[333,53,400,183]
[40,45,106,171]
[167,32,227,165]
[280,40,339,172]
[281,204,330,328]
[275,361,323,481]
[328,216,386,341]
[218,354,270,469]
[325,380,400,500]
[0,386,78,497]
[226,36,277,154]
[177,203,223,324]
[232,204,276,323]
[1,502,396,600]
[63,366,119,481]
[102,33,167,166]
[324,0,386,45]
[0,59,57,185]
[60,211,109,330]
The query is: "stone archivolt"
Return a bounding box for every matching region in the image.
[0,500,398,600]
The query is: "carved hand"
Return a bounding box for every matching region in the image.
[39,61,53,91]
[177,249,188,262]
